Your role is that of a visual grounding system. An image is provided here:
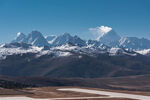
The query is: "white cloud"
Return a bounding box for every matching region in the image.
[89,26,112,40]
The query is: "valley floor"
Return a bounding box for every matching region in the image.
[1,87,150,100]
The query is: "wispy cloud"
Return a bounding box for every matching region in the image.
[89,26,112,40]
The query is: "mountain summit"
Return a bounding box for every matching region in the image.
[51,32,86,46]
[12,32,26,43]
[96,26,121,47]
[13,31,49,47]
[25,30,49,46]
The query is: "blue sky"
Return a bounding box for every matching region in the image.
[0,0,150,43]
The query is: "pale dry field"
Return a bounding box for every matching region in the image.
[0,86,149,100]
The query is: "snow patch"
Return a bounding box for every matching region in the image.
[136,49,150,55]
[109,47,123,55]
[53,44,78,51]
[0,46,43,60]
[56,51,72,57]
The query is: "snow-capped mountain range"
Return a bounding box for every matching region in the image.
[12,31,49,46]
[0,26,150,60]
[12,28,150,50]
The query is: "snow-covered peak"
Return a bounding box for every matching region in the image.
[90,26,120,47]
[59,32,72,39]
[97,29,120,40]
[29,30,43,37]
[99,26,112,36]
[45,35,57,44]
[62,32,71,36]
[25,30,49,46]
[89,26,120,47]
[98,30,120,47]
[17,32,24,37]
[89,26,113,39]
[12,32,26,43]
[58,32,72,40]
[12,31,49,47]
[51,33,86,47]
[51,33,72,46]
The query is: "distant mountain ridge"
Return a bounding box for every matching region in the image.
[119,37,150,50]
[50,33,87,47]
[9,26,150,56]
